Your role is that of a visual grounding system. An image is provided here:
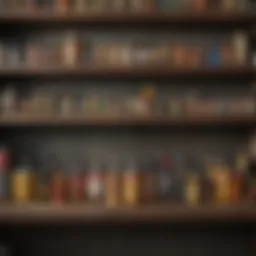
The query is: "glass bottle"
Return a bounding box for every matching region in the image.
[0,86,17,116]
[140,159,157,204]
[51,167,66,204]
[232,31,248,66]
[68,164,84,203]
[86,161,104,204]
[105,161,121,208]
[62,31,80,67]
[230,153,247,203]
[184,173,201,206]
[123,161,139,206]
[11,162,33,204]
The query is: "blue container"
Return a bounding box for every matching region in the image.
[206,48,221,67]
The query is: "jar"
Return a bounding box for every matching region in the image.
[51,170,66,204]
[85,162,104,203]
[123,162,139,206]
[105,162,121,208]
[232,31,248,66]
[62,32,80,67]
[11,166,33,203]
[184,173,201,206]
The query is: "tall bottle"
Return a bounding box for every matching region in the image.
[232,31,248,66]
[123,160,140,206]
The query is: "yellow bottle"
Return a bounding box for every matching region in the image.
[11,168,33,203]
[123,162,139,206]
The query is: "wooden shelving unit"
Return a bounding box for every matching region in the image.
[0,11,255,24]
[0,66,254,78]
[0,204,255,224]
[0,115,254,127]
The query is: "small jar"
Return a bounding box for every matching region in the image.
[51,170,66,204]
[11,166,33,203]
[105,162,121,208]
[123,161,139,206]
[85,162,104,204]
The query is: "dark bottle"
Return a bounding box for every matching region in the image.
[140,159,157,204]
[68,163,84,203]
[158,155,178,202]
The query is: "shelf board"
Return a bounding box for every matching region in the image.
[0,116,254,127]
[0,11,255,25]
[0,66,254,78]
[0,204,255,225]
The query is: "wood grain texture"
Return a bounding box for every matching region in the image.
[0,204,255,225]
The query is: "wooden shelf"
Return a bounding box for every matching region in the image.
[0,204,255,225]
[0,66,254,78]
[0,11,255,25]
[0,116,254,127]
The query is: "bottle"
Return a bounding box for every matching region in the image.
[221,0,236,11]
[0,147,9,202]
[140,159,157,204]
[123,161,139,206]
[0,86,17,116]
[105,161,121,208]
[184,173,201,206]
[68,163,84,203]
[51,168,66,204]
[232,31,248,66]
[158,155,174,201]
[55,0,70,12]
[62,31,80,67]
[11,161,33,203]
[230,153,247,203]
[86,161,104,204]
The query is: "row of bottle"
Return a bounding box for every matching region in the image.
[0,31,249,68]
[0,151,255,206]
[0,85,255,118]
[0,0,250,13]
